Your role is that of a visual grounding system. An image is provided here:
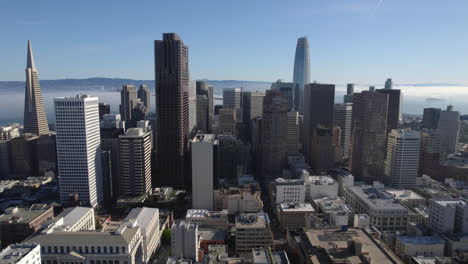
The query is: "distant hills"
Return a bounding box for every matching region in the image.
[0,78,272,94]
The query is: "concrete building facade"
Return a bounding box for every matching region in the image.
[55,94,103,207]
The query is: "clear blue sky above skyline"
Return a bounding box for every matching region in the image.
[1,0,468,84]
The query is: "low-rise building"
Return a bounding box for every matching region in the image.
[213,185,263,215]
[428,199,468,234]
[0,204,53,248]
[124,207,160,263]
[305,175,338,200]
[171,221,200,262]
[25,207,161,264]
[443,234,468,257]
[395,236,445,260]
[199,229,226,255]
[274,178,305,204]
[278,203,315,229]
[345,184,410,232]
[287,228,404,264]
[353,214,370,228]
[42,207,95,233]
[383,189,426,207]
[0,244,41,264]
[185,209,229,230]
[26,224,145,263]
[235,213,273,253]
[314,197,353,227]
[252,248,290,264]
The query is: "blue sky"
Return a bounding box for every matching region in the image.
[1,0,468,84]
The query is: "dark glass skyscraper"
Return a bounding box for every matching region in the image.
[23,41,49,136]
[303,83,335,165]
[351,91,388,183]
[155,33,189,188]
[293,37,311,112]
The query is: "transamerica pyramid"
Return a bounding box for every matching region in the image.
[23,40,49,135]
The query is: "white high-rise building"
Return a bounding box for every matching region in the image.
[286,112,300,156]
[191,134,215,210]
[119,127,152,196]
[438,105,460,155]
[171,220,200,262]
[384,129,421,189]
[54,94,103,207]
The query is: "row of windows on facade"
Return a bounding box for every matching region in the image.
[42,245,127,254]
[45,260,129,264]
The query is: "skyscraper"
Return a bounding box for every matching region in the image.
[223,88,242,109]
[261,90,288,179]
[333,103,352,159]
[188,80,197,135]
[196,81,213,133]
[376,88,401,135]
[422,108,441,129]
[286,111,300,156]
[155,33,190,188]
[384,129,420,188]
[293,37,311,112]
[271,80,294,111]
[36,134,57,175]
[217,135,250,185]
[310,126,335,173]
[119,127,152,196]
[137,85,151,114]
[9,134,38,176]
[218,108,237,136]
[240,91,265,142]
[343,84,354,103]
[23,41,49,136]
[384,78,393,90]
[55,94,103,208]
[100,114,125,201]
[303,83,335,164]
[438,105,461,155]
[98,103,110,121]
[0,124,20,177]
[351,91,388,183]
[120,85,147,127]
[191,134,215,210]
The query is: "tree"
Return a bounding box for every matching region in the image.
[161,229,171,245]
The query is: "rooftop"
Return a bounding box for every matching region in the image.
[122,127,149,137]
[432,198,466,207]
[199,229,226,241]
[186,209,227,219]
[124,207,158,231]
[275,178,304,186]
[279,203,315,212]
[0,244,39,264]
[383,189,425,201]
[348,185,408,211]
[193,134,216,143]
[397,235,444,245]
[308,175,336,185]
[236,213,270,228]
[43,207,93,232]
[26,228,139,246]
[305,228,403,264]
[252,248,290,264]
[0,204,51,224]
